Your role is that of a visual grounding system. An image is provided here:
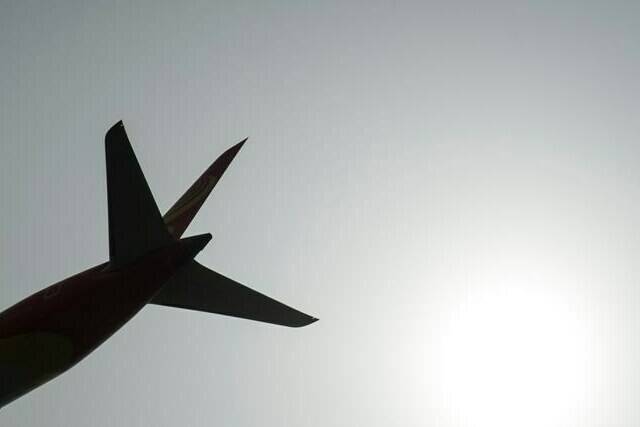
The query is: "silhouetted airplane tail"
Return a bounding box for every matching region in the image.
[156,134,316,327]
[106,121,317,327]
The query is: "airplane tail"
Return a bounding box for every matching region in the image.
[105,121,174,268]
[149,131,317,327]
[104,121,316,327]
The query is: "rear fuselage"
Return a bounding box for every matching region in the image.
[0,234,210,409]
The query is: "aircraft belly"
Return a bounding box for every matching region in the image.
[0,332,74,408]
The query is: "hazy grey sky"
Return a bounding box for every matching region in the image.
[2,1,640,426]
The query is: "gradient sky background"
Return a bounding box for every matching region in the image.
[2,1,640,426]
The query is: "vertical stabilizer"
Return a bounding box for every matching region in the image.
[163,139,246,238]
[105,121,173,267]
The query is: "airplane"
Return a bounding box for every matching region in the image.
[0,121,317,409]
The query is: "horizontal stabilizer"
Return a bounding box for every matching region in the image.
[105,121,173,267]
[150,261,318,327]
[164,139,247,238]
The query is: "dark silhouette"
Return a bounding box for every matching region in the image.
[0,122,317,409]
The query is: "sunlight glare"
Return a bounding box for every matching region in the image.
[436,287,591,427]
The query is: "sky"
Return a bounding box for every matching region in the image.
[1,1,640,426]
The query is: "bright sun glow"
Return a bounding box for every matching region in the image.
[435,287,592,427]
